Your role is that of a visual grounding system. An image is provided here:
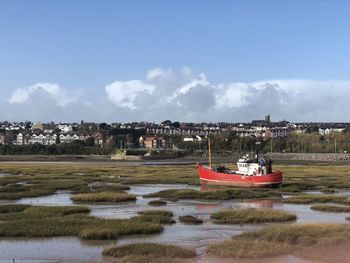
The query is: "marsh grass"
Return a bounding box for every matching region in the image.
[2,163,350,202]
[135,215,175,224]
[137,210,173,217]
[208,223,350,258]
[0,163,199,186]
[109,255,186,263]
[102,243,196,259]
[283,194,349,204]
[0,205,162,239]
[179,215,203,224]
[0,205,90,220]
[0,204,30,213]
[148,200,167,206]
[136,210,175,224]
[144,188,280,200]
[311,205,350,212]
[79,228,119,240]
[279,182,318,193]
[90,184,130,192]
[211,208,296,224]
[71,192,136,202]
[0,186,55,200]
[277,164,350,190]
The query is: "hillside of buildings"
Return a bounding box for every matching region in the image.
[1,117,350,156]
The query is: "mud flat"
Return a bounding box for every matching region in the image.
[1,163,350,262]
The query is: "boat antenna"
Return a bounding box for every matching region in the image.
[208,138,212,169]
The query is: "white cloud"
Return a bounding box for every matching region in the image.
[146,68,173,81]
[105,69,350,122]
[8,83,78,107]
[3,68,350,122]
[105,80,156,109]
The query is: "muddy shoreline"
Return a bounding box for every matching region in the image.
[2,152,350,166]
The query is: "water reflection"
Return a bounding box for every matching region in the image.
[0,237,115,263]
[17,190,73,206]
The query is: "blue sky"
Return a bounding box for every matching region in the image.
[1,0,350,122]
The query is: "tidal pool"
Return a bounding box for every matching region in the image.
[18,190,74,206]
[1,184,350,262]
[0,237,115,263]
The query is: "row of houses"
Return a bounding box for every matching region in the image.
[230,125,289,139]
[318,128,345,135]
[139,136,166,149]
[145,127,221,136]
[0,132,105,146]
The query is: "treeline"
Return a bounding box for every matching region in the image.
[182,131,350,154]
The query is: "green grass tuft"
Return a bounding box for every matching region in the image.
[148,200,167,206]
[137,210,173,217]
[0,205,162,239]
[0,204,31,213]
[102,243,196,259]
[71,192,136,202]
[211,208,296,224]
[79,228,119,240]
[283,194,349,204]
[144,188,280,200]
[136,210,175,224]
[311,205,350,212]
[208,223,350,259]
[179,215,203,224]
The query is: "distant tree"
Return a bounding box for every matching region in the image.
[25,121,32,130]
[172,121,180,128]
[55,134,61,145]
[306,126,319,133]
[47,145,58,155]
[85,137,95,146]
[161,120,172,126]
[99,123,108,130]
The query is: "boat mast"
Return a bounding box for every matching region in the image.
[208,138,212,169]
[255,141,261,162]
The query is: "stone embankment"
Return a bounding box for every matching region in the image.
[184,152,350,163]
[271,153,350,162]
[0,152,349,163]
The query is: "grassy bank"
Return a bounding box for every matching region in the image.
[102,243,196,259]
[211,208,296,224]
[144,188,280,200]
[0,185,56,200]
[71,192,136,202]
[0,163,199,186]
[2,162,350,191]
[0,204,31,213]
[2,163,350,203]
[208,223,350,259]
[136,210,175,224]
[179,215,203,224]
[137,210,173,217]
[278,164,350,190]
[0,205,162,239]
[90,184,131,192]
[148,200,167,206]
[311,205,350,212]
[283,194,349,204]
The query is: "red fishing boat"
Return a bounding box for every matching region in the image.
[197,140,282,188]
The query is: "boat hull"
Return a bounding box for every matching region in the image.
[197,164,282,188]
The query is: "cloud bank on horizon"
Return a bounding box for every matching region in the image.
[2,67,347,123]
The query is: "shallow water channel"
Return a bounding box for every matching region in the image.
[0,184,349,262]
